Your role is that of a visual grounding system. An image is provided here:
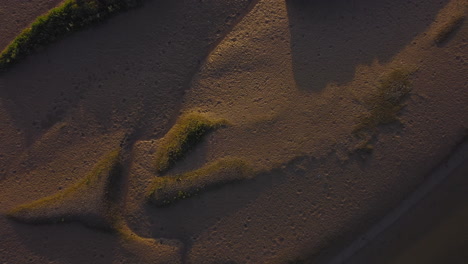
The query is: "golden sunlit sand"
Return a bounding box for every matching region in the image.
[0,0,467,263]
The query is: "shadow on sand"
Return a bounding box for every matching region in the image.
[286,0,448,92]
[0,0,254,147]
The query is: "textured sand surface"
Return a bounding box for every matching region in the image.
[0,0,63,51]
[345,140,468,264]
[0,0,467,263]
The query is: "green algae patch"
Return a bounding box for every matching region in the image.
[148,157,254,207]
[0,0,142,72]
[154,112,228,174]
[7,148,122,229]
[354,68,414,134]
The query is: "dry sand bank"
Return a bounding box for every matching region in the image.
[0,0,255,263]
[178,0,468,262]
[0,0,467,263]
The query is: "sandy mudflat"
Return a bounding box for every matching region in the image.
[0,0,467,263]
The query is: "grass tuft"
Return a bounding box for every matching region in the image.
[148,157,254,207]
[154,112,228,174]
[354,68,414,133]
[434,13,466,45]
[7,148,122,224]
[0,0,142,72]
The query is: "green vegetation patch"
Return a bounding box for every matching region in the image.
[354,68,414,133]
[154,112,228,174]
[0,0,142,72]
[7,148,122,225]
[148,157,254,207]
[434,13,466,45]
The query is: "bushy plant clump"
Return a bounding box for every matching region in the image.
[0,0,142,71]
[7,148,122,225]
[355,68,413,133]
[149,158,253,207]
[154,113,228,173]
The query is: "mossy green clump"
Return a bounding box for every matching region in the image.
[434,14,466,45]
[354,68,414,133]
[0,0,142,72]
[154,112,228,174]
[148,157,254,207]
[7,148,122,226]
